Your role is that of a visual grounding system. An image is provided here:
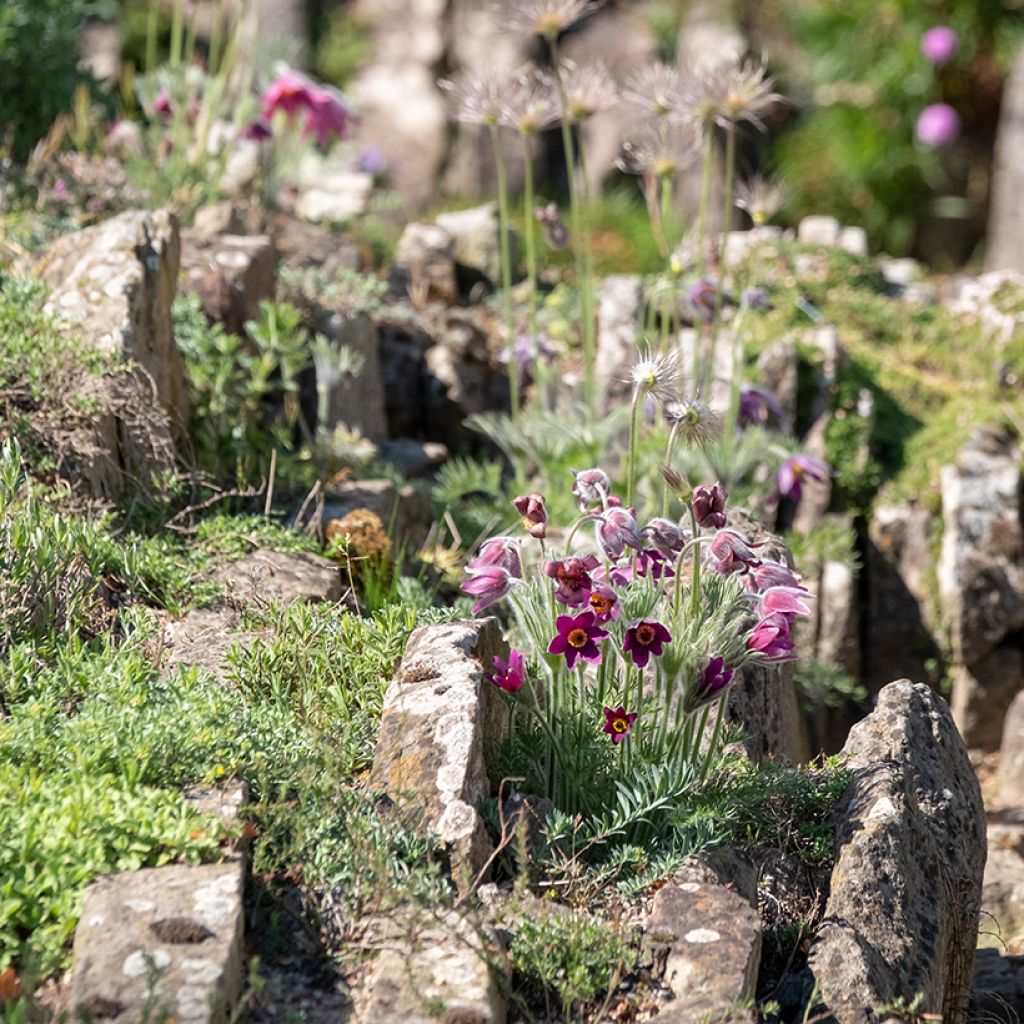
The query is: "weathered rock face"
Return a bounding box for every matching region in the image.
[395,223,458,304]
[37,209,189,440]
[808,680,986,1023]
[215,549,342,607]
[179,230,276,336]
[369,618,509,879]
[939,427,1024,748]
[987,46,1024,273]
[320,477,433,554]
[643,877,761,1022]
[68,863,245,1024]
[1001,691,1024,807]
[756,338,798,436]
[596,275,643,410]
[435,203,509,288]
[315,312,388,442]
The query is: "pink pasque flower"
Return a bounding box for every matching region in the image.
[152,90,174,120]
[747,613,795,660]
[623,619,672,669]
[692,482,728,529]
[548,611,609,669]
[643,517,686,557]
[748,560,804,593]
[487,649,525,692]
[921,26,958,65]
[777,454,830,504]
[305,85,354,147]
[585,586,620,623]
[738,386,783,429]
[694,655,735,703]
[512,492,547,539]
[262,71,314,119]
[597,507,643,560]
[602,704,637,744]
[460,565,514,615]
[240,119,273,142]
[916,103,960,147]
[545,555,600,607]
[468,537,522,578]
[709,529,761,575]
[571,467,610,509]
[759,585,812,618]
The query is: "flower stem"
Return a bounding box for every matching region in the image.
[523,135,539,339]
[662,422,680,517]
[696,123,714,278]
[700,693,728,781]
[626,389,641,509]
[490,123,519,423]
[707,126,736,393]
[689,503,702,619]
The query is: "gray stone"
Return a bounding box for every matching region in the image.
[808,680,986,1023]
[987,45,1024,272]
[642,879,761,1022]
[970,948,1024,1023]
[68,863,245,1024]
[38,208,189,441]
[215,549,341,607]
[160,607,264,684]
[1001,691,1024,807]
[880,257,924,288]
[395,223,458,304]
[596,275,644,409]
[981,840,1024,950]
[183,782,248,832]
[838,226,868,257]
[756,337,798,435]
[192,204,249,237]
[951,647,1024,751]
[320,477,432,553]
[376,439,449,479]
[289,170,374,226]
[369,618,509,879]
[798,216,841,248]
[271,215,361,277]
[315,312,388,442]
[362,912,506,1024]
[180,231,276,336]
[435,203,511,286]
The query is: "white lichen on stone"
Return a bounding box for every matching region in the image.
[123,948,172,977]
[124,898,157,914]
[683,928,722,943]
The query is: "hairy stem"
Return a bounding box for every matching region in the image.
[626,389,642,508]
[490,124,519,422]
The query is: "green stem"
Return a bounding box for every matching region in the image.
[490,124,519,423]
[689,503,702,619]
[696,123,714,278]
[523,135,539,340]
[662,422,680,517]
[711,125,737,335]
[170,0,184,67]
[626,389,641,508]
[700,693,728,781]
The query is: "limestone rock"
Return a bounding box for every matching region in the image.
[839,226,868,257]
[320,477,432,553]
[180,231,276,336]
[808,681,986,1023]
[395,223,458,304]
[37,208,188,439]
[435,203,510,286]
[369,618,509,878]
[756,337,798,435]
[643,879,761,1022]
[160,608,265,685]
[987,45,1024,272]
[68,863,245,1024]
[970,948,1024,1022]
[952,647,1024,751]
[270,214,361,276]
[289,170,374,225]
[376,439,449,479]
[596,275,643,410]
[215,549,341,607]
[798,216,841,248]
[1001,691,1024,807]
[315,312,388,442]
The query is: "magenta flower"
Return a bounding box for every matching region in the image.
[572,467,611,509]
[305,85,354,147]
[777,454,830,504]
[738,386,783,429]
[921,26,958,65]
[487,649,525,692]
[152,90,173,120]
[602,704,637,744]
[53,178,69,201]
[548,611,609,668]
[262,71,314,119]
[688,278,718,323]
[759,585,812,618]
[240,119,273,142]
[636,548,675,581]
[623,619,672,668]
[460,565,514,614]
[709,529,761,575]
[692,483,728,529]
[545,555,600,607]
[742,287,773,311]
[916,104,960,147]
[643,517,686,557]
[468,537,522,579]
[597,507,644,560]
[747,613,795,660]
[748,560,804,593]
[586,586,620,623]
[512,492,547,539]
[694,655,735,703]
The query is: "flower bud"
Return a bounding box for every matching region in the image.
[512,492,547,538]
[692,482,728,529]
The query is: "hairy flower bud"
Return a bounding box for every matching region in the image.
[512,493,547,538]
[692,482,728,529]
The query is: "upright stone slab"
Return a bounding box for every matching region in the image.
[68,863,245,1024]
[596,275,644,410]
[315,312,388,442]
[369,618,509,878]
[987,46,1024,272]
[1001,691,1024,807]
[808,681,986,1023]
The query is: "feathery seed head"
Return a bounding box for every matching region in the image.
[508,0,599,39]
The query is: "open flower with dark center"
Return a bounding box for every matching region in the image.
[623,619,672,668]
[439,71,515,126]
[709,529,761,575]
[557,60,620,122]
[628,349,681,402]
[572,467,611,508]
[487,649,526,692]
[513,493,548,539]
[597,507,644,560]
[693,655,735,705]
[548,611,609,668]
[664,398,723,447]
[460,565,514,614]
[586,586,620,622]
[692,482,728,529]
[602,704,637,744]
[734,175,786,225]
[738,386,783,428]
[544,555,600,607]
[508,0,599,39]
[759,585,812,619]
[777,454,831,504]
[747,612,795,660]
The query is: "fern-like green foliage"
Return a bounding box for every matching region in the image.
[432,455,509,544]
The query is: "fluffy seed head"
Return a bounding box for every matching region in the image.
[628,348,681,402]
[556,60,620,122]
[664,397,723,447]
[439,72,514,126]
[734,174,786,225]
[622,63,688,118]
[508,0,599,39]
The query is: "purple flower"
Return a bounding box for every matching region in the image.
[359,144,388,175]
[777,454,831,504]
[602,704,637,744]
[635,548,675,580]
[305,85,355,148]
[921,26,958,65]
[748,560,804,593]
[759,585,813,618]
[623,619,672,668]
[487,649,525,692]
[586,586,620,623]
[468,537,523,578]
[545,555,601,607]
[692,483,728,529]
[737,386,783,429]
[916,103,960,147]
[53,178,69,201]
[709,529,761,575]
[747,613,795,660]
[741,286,773,311]
[597,507,643,560]
[152,90,173,120]
[240,119,273,142]
[548,611,609,668]
[460,566,514,614]
[263,71,314,119]
[688,278,718,323]
[512,492,547,539]
[694,655,735,703]
[572,468,611,509]
[643,518,686,557]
